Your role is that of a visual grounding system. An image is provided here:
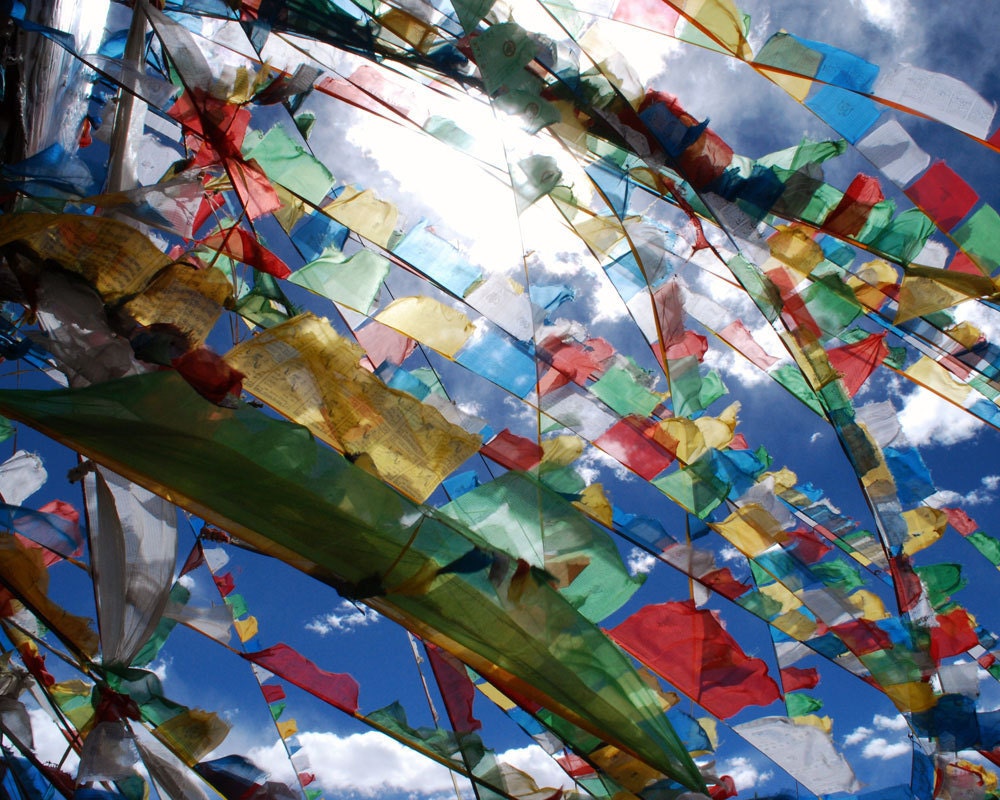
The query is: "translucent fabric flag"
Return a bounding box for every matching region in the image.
[608,600,781,719]
[122,263,232,345]
[244,644,360,715]
[439,470,645,622]
[0,372,704,791]
[0,214,170,302]
[11,0,1000,795]
[323,187,398,248]
[826,332,889,397]
[83,466,178,667]
[288,248,390,314]
[0,534,98,657]
[0,451,47,508]
[242,125,336,206]
[225,313,481,501]
[375,297,476,357]
[426,642,482,733]
[734,716,860,795]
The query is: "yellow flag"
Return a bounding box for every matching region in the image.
[712,504,784,558]
[324,187,397,247]
[375,296,476,357]
[901,507,947,556]
[234,616,259,642]
[226,314,481,502]
[156,709,231,765]
[0,213,169,302]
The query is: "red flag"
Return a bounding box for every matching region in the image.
[595,416,676,481]
[179,542,206,577]
[200,226,291,279]
[608,601,780,719]
[907,160,978,231]
[262,684,286,704]
[172,347,244,404]
[213,572,236,597]
[536,335,613,395]
[425,642,481,733]
[699,568,751,600]
[556,753,595,778]
[824,174,884,237]
[826,333,889,397]
[890,555,924,613]
[930,608,979,662]
[780,666,820,693]
[831,619,892,656]
[169,88,280,219]
[942,507,979,536]
[784,529,832,564]
[245,643,360,714]
[481,430,544,471]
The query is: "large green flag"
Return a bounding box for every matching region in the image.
[0,372,705,792]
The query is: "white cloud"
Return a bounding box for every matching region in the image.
[895,386,985,447]
[848,0,908,34]
[845,714,908,754]
[717,756,774,791]
[149,656,171,683]
[456,400,484,418]
[502,394,542,428]
[703,347,771,388]
[719,544,743,563]
[861,737,910,760]
[248,733,569,798]
[952,298,1000,343]
[626,546,658,576]
[873,714,909,731]
[843,726,873,747]
[926,474,999,508]
[809,431,823,444]
[306,601,381,635]
[249,730,459,796]
[496,744,574,790]
[577,445,637,483]
[28,708,79,772]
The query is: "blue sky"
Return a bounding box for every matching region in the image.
[7,0,1000,798]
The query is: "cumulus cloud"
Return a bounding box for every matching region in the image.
[845,714,909,755]
[719,544,743,563]
[28,708,79,772]
[925,480,997,508]
[861,738,911,760]
[848,0,908,34]
[843,713,911,760]
[495,744,575,790]
[844,726,873,747]
[249,731,458,797]
[149,656,171,683]
[306,601,381,635]
[248,733,570,798]
[627,546,658,576]
[895,386,985,447]
[809,431,823,444]
[873,714,909,731]
[577,446,637,483]
[718,756,774,791]
[703,347,771,388]
[502,394,542,428]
